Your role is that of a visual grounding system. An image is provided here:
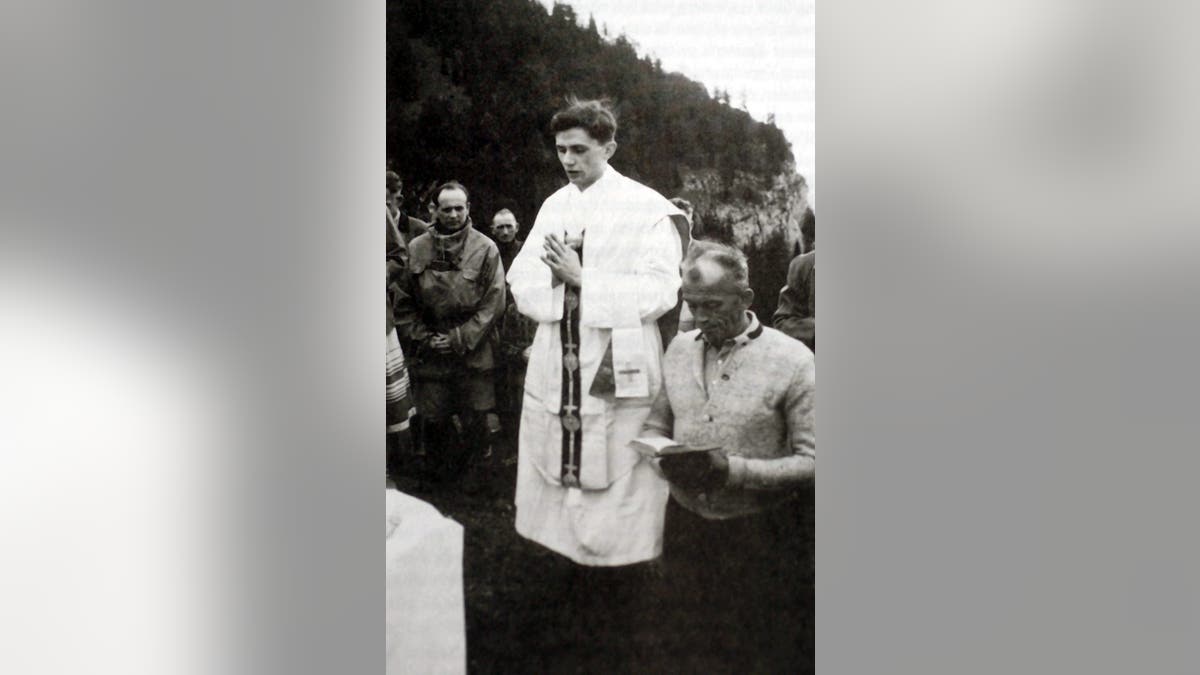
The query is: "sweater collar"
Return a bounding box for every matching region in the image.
[696,311,763,348]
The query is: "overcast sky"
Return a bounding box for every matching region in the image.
[538,0,815,202]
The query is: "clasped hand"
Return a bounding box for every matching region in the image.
[659,449,729,491]
[540,234,582,288]
[428,333,454,354]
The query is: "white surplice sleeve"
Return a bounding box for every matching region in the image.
[580,214,682,328]
[507,199,565,324]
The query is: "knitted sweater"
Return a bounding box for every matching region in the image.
[642,313,815,519]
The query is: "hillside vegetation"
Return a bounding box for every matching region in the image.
[388,0,808,317]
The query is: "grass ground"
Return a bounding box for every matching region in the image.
[396,428,814,674]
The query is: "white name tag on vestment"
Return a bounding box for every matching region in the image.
[611,328,649,398]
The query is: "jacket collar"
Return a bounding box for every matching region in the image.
[431,217,473,238]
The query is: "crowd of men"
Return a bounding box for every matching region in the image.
[385,97,815,672]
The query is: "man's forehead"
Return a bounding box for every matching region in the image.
[437,189,468,206]
[555,128,601,146]
[684,258,723,283]
[492,216,516,227]
[682,260,742,294]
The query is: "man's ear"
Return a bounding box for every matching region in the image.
[604,141,618,159]
[741,287,755,309]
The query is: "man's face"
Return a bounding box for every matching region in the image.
[682,259,753,345]
[435,188,470,231]
[386,188,400,212]
[491,214,518,243]
[555,127,615,190]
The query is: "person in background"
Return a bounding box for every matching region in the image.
[800,204,815,254]
[668,196,697,334]
[490,208,523,273]
[385,216,416,486]
[386,171,429,464]
[386,288,417,487]
[490,209,535,455]
[421,183,440,225]
[644,239,815,673]
[668,196,694,228]
[386,191,406,302]
[386,170,429,247]
[393,181,506,488]
[773,246,815,353]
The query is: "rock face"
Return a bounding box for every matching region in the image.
[680,162,810,252]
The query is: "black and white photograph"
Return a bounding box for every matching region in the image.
[384,1,815,671]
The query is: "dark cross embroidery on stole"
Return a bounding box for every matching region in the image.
[558,237,584,487]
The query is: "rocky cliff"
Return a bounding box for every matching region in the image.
[681,163,810,253]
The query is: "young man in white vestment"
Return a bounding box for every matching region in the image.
[507,98,684,572]
[506,98,684,669]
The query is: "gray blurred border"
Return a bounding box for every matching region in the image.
[3,1,383,673]
[819,1,1200,673]
[5,0,1200,673]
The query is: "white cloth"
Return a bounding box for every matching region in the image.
[385,490,465,674]
[507,166,682,565]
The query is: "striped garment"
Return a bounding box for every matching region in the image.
[386,328,416,433]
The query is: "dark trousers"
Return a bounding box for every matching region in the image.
[421,412,489,481]
[662,494,815,674]
[413,370,496,482]
[507,544,658,674]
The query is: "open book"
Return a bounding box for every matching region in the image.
[629,436,721,459]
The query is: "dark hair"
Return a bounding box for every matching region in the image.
[683,239,750,288]
[550,96,618,143]
[801,206,815,251]
[420,183,440,208]
[432,180,470,205]
[386,170,402,195]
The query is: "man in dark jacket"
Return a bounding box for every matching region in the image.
[773,249,815,352]
[393,181,506,482]
[489,209,535,451]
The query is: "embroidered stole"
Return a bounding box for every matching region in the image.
[558,237,584,487]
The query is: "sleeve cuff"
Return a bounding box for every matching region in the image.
[514,283,564,323]
[726,455,748,487]
[450,326,468,355]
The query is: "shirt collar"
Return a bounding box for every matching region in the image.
[696,311,763,348]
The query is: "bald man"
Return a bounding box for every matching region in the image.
[642,239,815,673]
